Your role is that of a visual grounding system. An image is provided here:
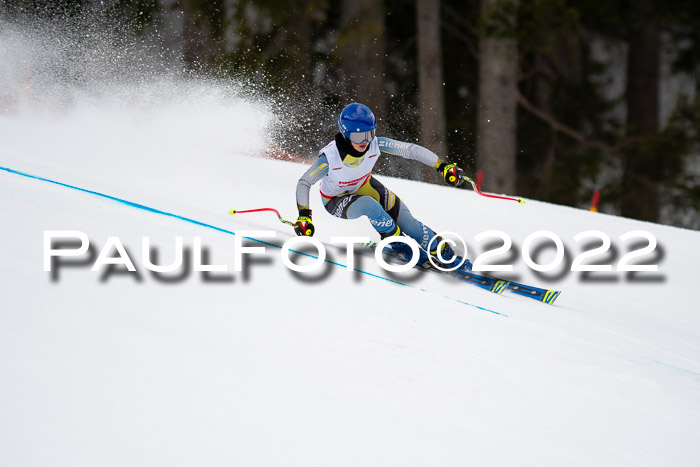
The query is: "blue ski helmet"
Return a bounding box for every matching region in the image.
[338,103,377,144]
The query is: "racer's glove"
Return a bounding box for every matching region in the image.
[294,209,315,236]
[437,162,464,187]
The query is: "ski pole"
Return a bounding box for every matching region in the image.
[229,207,295,226]
[229,207,380,250]
[464,177,525,205]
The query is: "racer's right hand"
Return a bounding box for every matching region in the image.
[294,209,314,236]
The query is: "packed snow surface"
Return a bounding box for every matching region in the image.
[1,21,700,467]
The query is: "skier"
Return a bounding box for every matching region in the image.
[293,102,472,270]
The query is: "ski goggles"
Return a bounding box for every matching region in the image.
[348,129,376,145]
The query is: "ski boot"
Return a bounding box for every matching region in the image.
[382,229,429,266]
[388,240,429,266]
[430,236,473,271]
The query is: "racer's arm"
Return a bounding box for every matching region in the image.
[377,137,445,169]
[377,137,464,186]
[295,154,329,212]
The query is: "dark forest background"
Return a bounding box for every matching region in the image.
[2,0,699,228]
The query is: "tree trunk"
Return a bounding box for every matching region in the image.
[416,0,446,152]
[290,1,314,84]
[476,0,519,195]
[416,0,447,183]
[339,0,387,118]
[531,32,581,200]
[181,0,225,72]
[621,8,660,222]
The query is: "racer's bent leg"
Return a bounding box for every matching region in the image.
[324,195,398,237]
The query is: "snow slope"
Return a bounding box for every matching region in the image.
[2,29,700,467]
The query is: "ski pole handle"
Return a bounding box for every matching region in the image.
[464,177,525,205]
[229,208,295,226]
